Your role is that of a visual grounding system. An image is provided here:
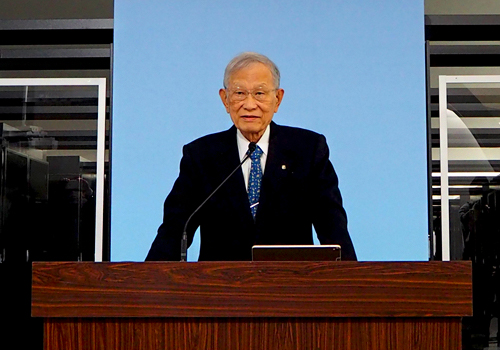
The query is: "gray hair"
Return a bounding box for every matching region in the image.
[223,52,280,89]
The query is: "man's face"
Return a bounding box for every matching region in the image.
[219,62,284,142]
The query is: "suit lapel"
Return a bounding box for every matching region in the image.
[215,126,254,223]
[256,122,290,222]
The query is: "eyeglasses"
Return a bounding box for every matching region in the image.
[227,87,276,102]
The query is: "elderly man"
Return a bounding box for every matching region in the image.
[146,52,356,261]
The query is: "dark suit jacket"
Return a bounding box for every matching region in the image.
[146,122,356,261]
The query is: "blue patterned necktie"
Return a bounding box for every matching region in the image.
[248,145,263,219]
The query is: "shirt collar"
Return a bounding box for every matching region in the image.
[236,125,270,159]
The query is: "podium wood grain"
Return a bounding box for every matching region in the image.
[43,317,462,350]
[32,261,472,350]
[32,261,471,318]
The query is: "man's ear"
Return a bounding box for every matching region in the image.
[274,88,285,113]
[219,89,230,113]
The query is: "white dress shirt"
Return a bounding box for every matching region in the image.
[236,125,270,192]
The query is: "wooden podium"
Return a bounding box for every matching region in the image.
[32,261,472,350]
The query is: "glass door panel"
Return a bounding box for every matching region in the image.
[0,78,106,262]
[439,77,500,261]
[438,76,500,348]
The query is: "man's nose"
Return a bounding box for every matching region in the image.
[242,93,258,108]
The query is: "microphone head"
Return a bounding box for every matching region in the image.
[248,142,257,153]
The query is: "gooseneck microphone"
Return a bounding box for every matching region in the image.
[180,142,257,261]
